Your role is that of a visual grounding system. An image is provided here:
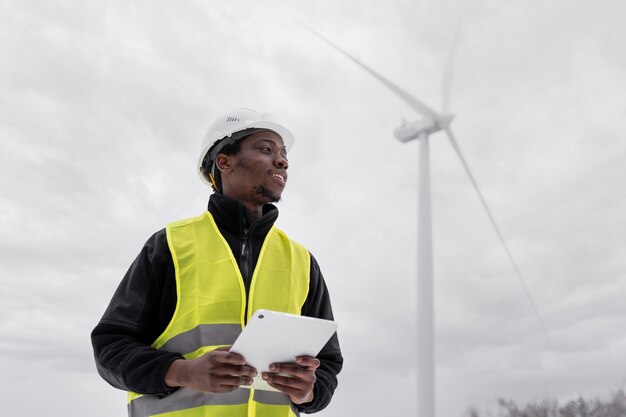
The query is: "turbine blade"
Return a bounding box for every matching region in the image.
[442,23,461,113]
[444,127,554,349]
[296,20,439,120]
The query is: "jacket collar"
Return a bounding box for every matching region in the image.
[207,193,278,237]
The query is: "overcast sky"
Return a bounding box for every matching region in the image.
[1,1,625,416]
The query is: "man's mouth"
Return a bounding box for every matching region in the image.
[272,173,286,185]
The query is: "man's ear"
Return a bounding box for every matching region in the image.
[215,154,232,174]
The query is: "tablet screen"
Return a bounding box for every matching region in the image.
[229,309,338,392]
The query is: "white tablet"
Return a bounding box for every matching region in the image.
[229,309,338,392]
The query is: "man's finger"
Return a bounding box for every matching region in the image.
[210,350,247,366]
[224,375,255,387]
[268,362,317,379]
[295,356,320,370]
[264,373,310,390]
[213,364,258,377]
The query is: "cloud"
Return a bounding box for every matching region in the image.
[2,1,626,416]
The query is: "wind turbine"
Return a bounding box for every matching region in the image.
[298,23,552,417]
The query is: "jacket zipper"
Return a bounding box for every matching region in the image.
[239,207,271,323]
[241,226,250,323]
[241,227,250,280]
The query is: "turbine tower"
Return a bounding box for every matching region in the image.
[299,23,552,417]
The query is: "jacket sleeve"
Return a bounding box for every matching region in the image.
[296,254,344,414]
[91,229,183,395]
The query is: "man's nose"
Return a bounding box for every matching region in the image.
[274,155,288,169]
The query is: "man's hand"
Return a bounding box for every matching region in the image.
[164,347,257,393]
[262,356,320,404]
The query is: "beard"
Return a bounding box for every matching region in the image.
[253,185,281,204]
[234,158,283,204]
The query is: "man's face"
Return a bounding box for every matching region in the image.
[221,131,289,205]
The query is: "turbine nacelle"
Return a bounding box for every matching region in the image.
[394,113,455,143]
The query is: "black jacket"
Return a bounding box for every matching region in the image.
[91,193,343,413]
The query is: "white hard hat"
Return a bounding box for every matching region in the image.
[197,108,295,187]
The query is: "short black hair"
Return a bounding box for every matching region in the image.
[201,139,243,193]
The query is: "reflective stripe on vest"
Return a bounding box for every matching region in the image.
[129,388,299,416]
[127,211,310,417]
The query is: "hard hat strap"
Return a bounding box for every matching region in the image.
[208,172,219,191]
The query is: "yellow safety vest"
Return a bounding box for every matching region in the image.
[127,211,311,417]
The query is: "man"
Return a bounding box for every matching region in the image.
[91,108,343,417]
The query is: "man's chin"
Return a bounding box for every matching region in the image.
[254,185,282,204]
